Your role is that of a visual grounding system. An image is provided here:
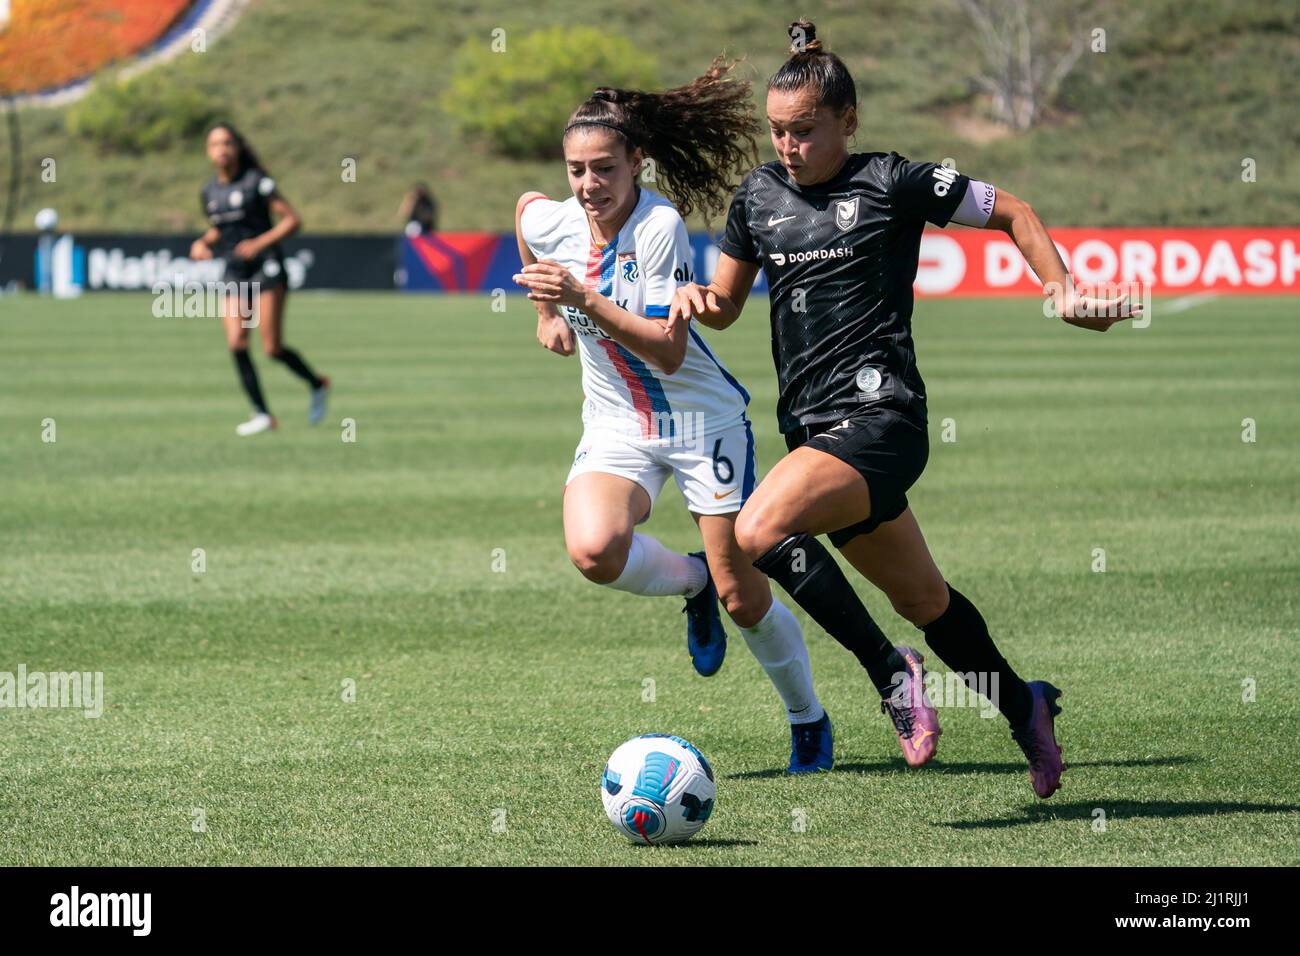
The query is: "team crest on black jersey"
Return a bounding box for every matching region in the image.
[834,197,859,231]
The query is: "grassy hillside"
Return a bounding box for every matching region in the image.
[9,0,1300,234]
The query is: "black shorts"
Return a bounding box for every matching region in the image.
[784,406,929,547]
[223,255,288,290]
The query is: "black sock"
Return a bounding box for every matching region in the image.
[754,533,904,696]
[921,584,1033,726]
[271,347,322,389]
[231,348,269,414]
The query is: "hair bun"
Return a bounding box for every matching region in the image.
[592,88,617,102]
[788,19,821,54]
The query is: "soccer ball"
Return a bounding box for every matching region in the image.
[600,734,716,845]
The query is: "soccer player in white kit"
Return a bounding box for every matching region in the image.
[512,60,834,773]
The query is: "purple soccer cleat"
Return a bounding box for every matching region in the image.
[1010,681,1066,799]
[881,645,941,767]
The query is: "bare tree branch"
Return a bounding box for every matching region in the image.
[956,0,1101,130]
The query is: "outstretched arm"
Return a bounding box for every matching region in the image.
[665,253,760,335]
[985,189,1141,332]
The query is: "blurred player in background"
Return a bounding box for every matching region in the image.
[398,182,438,236]
[190,122,330,436]
[513,60,834,773]
[671,21,1140,796]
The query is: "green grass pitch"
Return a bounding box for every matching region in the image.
[2,290,1297,865]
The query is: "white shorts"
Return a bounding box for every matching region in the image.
[566,414,758,520]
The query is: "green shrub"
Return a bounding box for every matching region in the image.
[442,26,658,160]
[66,74,223,155]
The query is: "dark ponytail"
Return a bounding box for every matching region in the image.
[768,19,857,115]
[562,56,760,221]
[207,122,268,178]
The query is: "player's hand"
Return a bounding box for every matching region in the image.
[1053,288,1143,332]
[512,260,586,309]
[189,240,213,261]
[665,283,718,337]
[232,239,262,261]
[536,312,576,356]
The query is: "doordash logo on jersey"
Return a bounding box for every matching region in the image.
[767,246,854,268]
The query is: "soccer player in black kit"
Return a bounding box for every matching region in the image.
[668,21,1140,798]
[191,123,330,436]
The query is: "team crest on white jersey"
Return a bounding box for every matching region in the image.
[834,197,859,231]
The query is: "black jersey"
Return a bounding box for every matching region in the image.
[719,152,970,432]
[200,166,282,262]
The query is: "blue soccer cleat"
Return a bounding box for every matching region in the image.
[682,551,726,677]
[788,712,834,774]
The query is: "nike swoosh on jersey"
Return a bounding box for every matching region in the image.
[713,489,739,500]
[767,215,797,226]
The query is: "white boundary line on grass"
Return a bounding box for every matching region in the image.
[1161,292,1220,314]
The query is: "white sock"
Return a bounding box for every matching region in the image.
[607,533,707,598]
[740,598,824,725]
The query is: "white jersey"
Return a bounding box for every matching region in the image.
[520,187,748,442]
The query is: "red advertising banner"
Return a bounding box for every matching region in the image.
[917,227,1300,296]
